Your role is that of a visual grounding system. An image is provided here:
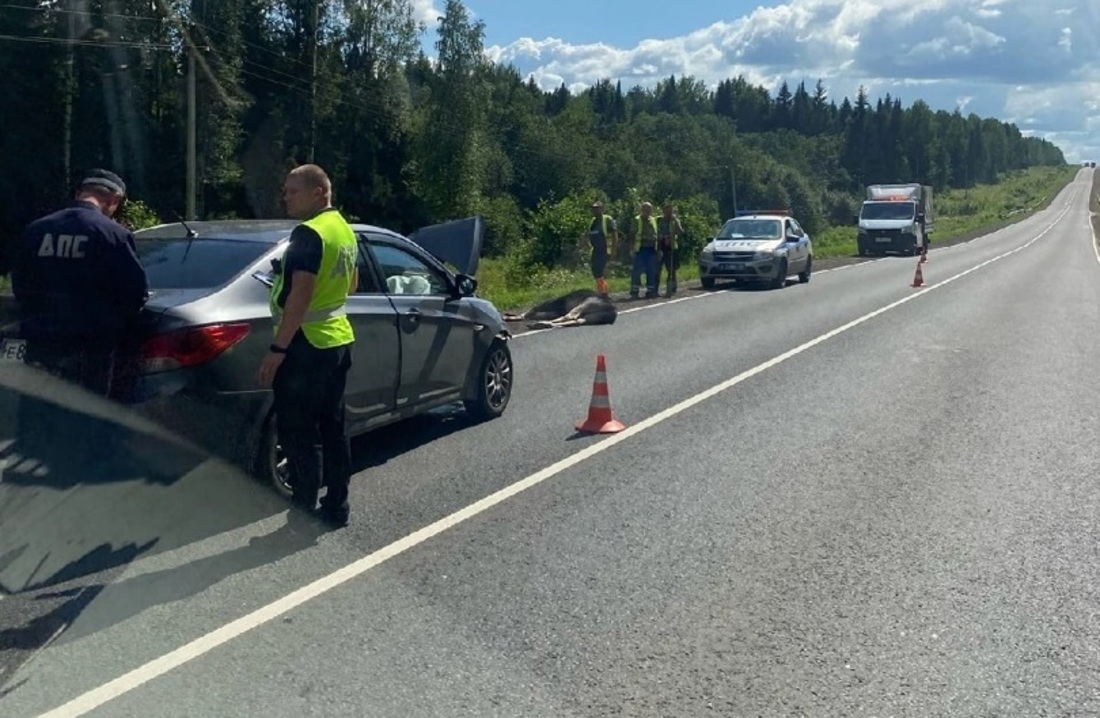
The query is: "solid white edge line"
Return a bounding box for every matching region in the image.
[35,198,1078,718]
[1090,177,1100,267]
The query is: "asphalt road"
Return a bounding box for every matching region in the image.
[2,168,1099,717]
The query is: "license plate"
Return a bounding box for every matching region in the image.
[0,338,27,363]
[719,263,743,270]
[875,237,892,243]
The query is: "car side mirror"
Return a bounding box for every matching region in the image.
[455,274,478,297]
[852,214,860,225]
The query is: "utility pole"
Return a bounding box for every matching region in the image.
[308,0,319,163]
[62,13,76,194]
[186,32,197,220]
[729,164,738,216]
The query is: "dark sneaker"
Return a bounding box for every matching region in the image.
[319,502,350,528]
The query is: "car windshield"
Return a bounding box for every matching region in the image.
[861,202,916,221]
[716,219,782,239]
[134,236,272,289]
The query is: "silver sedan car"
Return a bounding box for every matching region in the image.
[0,217,514,497]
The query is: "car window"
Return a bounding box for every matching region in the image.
[368,242,449,296]
[352,240,384,294]
[133,237,271,289]
[717,219,782,239]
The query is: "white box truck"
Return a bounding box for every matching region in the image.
[856,183,934,257]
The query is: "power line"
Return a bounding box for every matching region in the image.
[0,3,163,23]
[0,33,174,50]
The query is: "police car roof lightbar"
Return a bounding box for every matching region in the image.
[735,209,791,216]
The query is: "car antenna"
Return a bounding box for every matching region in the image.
[171,212,199,262]
[171,213,199,239]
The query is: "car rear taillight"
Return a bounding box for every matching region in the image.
[141,323,251,373]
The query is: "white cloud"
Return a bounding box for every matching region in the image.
[411,0,443,29]
[484,0,1100,162]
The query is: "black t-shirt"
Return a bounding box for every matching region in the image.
[273,218,325,310]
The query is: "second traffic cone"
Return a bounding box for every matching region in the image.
[911,260,925,288]
[575,354,626,434]
[920,243,928,263]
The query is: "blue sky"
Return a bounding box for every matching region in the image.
[412,0,1099,163]
[466,0,752,49]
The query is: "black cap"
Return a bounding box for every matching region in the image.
[79,169,126,197]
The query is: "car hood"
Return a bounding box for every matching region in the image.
[708,238,784,252]
[408,216,484,276]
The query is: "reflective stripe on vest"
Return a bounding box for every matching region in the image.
[272,302,348,324]
[270,208,357,349]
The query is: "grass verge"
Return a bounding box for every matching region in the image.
[481,165,1080,311]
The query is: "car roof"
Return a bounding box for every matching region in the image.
[135,219,407,245]
[727,214,788,221]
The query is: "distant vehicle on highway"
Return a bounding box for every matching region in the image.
[698,210,813,290]
[856,183,934,257]
[0,217,514,497]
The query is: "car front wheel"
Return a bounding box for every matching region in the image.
[464,339,513,421]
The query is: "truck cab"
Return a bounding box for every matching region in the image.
[856,183,934,257]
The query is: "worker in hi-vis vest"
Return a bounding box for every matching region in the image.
[259,163,359,528]
[657,203,684,297]
[628,201,660,299]
[582,200,617,296]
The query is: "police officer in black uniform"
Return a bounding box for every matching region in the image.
[11,169,149,397]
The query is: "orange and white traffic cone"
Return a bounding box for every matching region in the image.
[911,260,925,288]
[575,354,626,434]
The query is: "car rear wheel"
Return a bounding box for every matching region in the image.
[464,339,513,422]
[253,414,293,499]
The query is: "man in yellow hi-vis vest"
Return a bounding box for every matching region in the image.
[628,201,660,299]
[581,201,617,296]
[258,163,359,527]
[657,202,684,297]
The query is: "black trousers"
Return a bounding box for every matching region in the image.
[589,248,608,279]
[272,332,353,512]
[658,248,678,293]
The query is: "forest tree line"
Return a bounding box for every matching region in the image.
[0,0,1067,273]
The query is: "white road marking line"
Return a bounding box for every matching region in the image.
[36,200,1077,718]
[1089,184,1100,267]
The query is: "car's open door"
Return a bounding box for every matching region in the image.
[407,216,485,276]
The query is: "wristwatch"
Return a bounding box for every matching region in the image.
[269,343,288,354]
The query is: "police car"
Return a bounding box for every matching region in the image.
[698,210,813,290]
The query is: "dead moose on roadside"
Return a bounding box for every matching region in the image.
[502,289,618,330]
